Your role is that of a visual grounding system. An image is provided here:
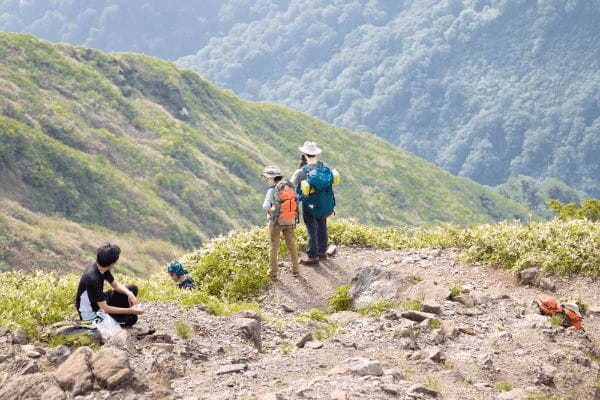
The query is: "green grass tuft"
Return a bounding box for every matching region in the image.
[174,320,193,339]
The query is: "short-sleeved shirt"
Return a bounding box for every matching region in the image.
[75,263,115,320]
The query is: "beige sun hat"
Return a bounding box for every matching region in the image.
[261,165,283,178]
[299,141,322,156]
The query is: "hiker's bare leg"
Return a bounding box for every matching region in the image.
[284,226,299,274]
[269,224,282,279]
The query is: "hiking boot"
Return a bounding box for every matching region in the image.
[299,258,319,265]
[318,254,327,261]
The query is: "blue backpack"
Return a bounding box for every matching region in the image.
[298,162,336,218]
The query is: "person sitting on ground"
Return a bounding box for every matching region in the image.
[75,243,144,327]
[291,141,339,265]
[167,261,196,289]
[261,165,300,279]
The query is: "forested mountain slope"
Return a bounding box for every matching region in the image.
[178,0,600,196]
[0,33,530,250]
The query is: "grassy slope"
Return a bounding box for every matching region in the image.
[0,33,531,250]
[0,199,182,276]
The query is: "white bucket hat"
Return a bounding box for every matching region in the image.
[299,141,322,156]
[261,165,282,178]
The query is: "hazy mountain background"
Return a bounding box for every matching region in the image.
[1,0,597,210]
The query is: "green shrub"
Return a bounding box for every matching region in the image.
[449,281,463,298]
[356,300,394,316]
[327,285,353,312]
[429,319,441,330]
[174,320,193,339]
[298,309,329,323]
[547,199,600,222]
[549,314,564,326]
[495,381,513,392]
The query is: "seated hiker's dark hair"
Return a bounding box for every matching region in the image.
[97,243,121,267]
[274,176,283,183]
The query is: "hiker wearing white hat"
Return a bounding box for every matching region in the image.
[291,141,339,265]
[261,165,300,279]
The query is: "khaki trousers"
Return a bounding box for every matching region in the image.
[269,223,299,277]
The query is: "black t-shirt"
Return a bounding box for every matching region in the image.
[75,263,115,315]
[178,277,196,290]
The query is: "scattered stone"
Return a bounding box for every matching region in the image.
[296,332,313,348]
[497,389,526,400]
[401,311,437,322]
[587,306,600,317]
[381,384,402,395]
[54,347,94,395]
[422,303,442,314]
[19,360,39,375]
[259,393,283,400]
[539,278,556,291]
[46,344,71,367]
[235,311,262,321]
[519,267,539,285]
[235,318,262,351]
[281,304,295,313]
[11,328,28,345]
[328,311,359,325]
[329,358,383,377]
[306,341,323,350]
[0,327,8,337]
[383,368,405,381]
[326,245,338,257]
[536,364,556,386]
[383,310,400,320]
[408,384,439,398]
[452,295,475,308]
[41,385,67,400]
[146,333,173,344]
[330,390,347,400]
[428,348,446,363]
[91,347,133,390]
[216,363,248,375]
[0,373,56,400]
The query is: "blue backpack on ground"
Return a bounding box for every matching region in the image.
[299,162,336,218]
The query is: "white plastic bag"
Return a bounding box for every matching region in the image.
[92,312,123,341]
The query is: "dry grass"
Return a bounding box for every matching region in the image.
[0,199,181,276]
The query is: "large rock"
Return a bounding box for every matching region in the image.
[539,278,556,291]
[0,373,57,400]
[235,318,262,351]
[54,347,94,395]
[328,311,359,325]
[519,267,539,285]
[91,346,133,390]
[408,384,439,398]
[11,328,28,345]
[329,358,383,377]
[45,345,71,367]
[401,311,437,322]
[296,332,313,348]
[350,267,410,308]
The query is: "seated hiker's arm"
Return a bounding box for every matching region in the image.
[110,280,139,306]
[97,301,144,315]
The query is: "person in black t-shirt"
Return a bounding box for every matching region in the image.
[167,261,196,290]
[75,243,144,326]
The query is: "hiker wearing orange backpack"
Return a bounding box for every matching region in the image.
[261,166,300,279]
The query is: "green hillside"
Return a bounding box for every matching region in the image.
[0,33,531,249]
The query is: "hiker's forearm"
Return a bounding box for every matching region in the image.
[99,303,134,315]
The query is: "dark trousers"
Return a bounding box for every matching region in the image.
[104,284,138,327]
[303,210,328,258]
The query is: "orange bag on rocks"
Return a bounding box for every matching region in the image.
[535,295,583,330]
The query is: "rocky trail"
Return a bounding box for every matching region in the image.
[1,247,600,400]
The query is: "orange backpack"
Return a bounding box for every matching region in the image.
[535,295,583,330]
[274,180,298,226]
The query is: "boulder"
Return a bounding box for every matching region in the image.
[401,311,437,322]
[539,278,556,291]
[41,385,67,400]
[329,358,383,377]
[54,347,94,395]
[216,363,248,375]
[296,332,313,348]
[519,267,539,285]
[422,303,442,314]
[0,373,57,400]
[408,384,439,398]
[11,328,28,345]
[45,345,71,367]
[91,347,133,390]
[452,295,475,308]
[235,318,262,351]
[328,311,359,326]
[326,245,338,257]
[350,267,409,308]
